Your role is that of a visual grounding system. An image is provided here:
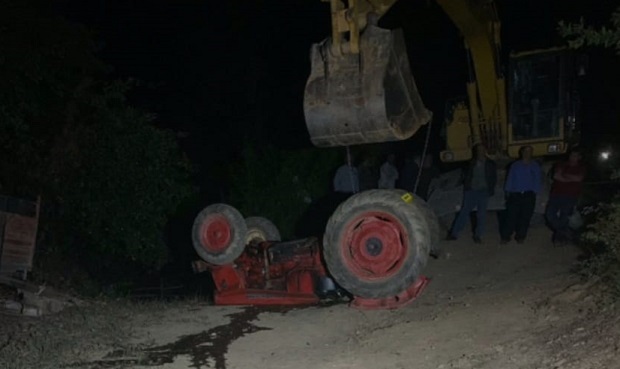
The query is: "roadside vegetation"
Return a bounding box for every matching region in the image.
[0,0,195,295]
[560,7,620,297]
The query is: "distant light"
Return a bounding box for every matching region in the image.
[600,151,611,161]
[578,66,586,76]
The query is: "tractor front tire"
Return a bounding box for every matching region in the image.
[323,190,430,299]
[192,203,247,265]
[245,216,282,244]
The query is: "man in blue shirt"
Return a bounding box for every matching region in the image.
[501,145,542,244]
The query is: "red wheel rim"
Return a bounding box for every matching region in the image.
[340,211,409,282]
[200,214,232,252]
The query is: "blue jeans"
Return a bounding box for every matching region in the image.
[451,190,490,238]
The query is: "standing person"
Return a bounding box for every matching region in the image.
[501,145,542,244]
[333,151,360,197]
[546,149,586,245]
[358,154,378,191]
[378,153,399,189]
[448,143,497,243]
[398,154,420,193]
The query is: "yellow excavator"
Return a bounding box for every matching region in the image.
[304,0,580,158]
[299,0,582,303]
[304,0,582,219]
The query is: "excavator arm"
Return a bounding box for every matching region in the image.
[304,0,507,154]
[322,0,399,55]
[307,0,577,160]
[436,0,507,157]
[436,0,578,161]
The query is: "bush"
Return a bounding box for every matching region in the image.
[228,143,341,239]
[559,7,620,54]
[559,5,620,297]
[0,1,196,290]
[580,196,620,296]
[59,87,194,267]
[30,81,197,292]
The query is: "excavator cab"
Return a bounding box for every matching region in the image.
[303,25,432,147]
[507,48,581,158]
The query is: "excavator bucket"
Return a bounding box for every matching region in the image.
[304,26,432,147]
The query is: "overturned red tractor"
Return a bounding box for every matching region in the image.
[191,190,441,309]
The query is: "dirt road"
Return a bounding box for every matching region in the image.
[2,216,619,369]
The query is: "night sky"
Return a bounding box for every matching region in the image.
[52,0,620,197]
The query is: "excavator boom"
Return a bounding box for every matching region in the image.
[305,0,578,159]
[303,0,505,150]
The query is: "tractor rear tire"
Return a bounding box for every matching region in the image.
[192,203,247,265]
[245,216,282,243]
[323,189,430,299]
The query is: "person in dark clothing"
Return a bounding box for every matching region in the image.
[448,143,497,243]
[358,156,378,191]
[546,149,586,245]
[398,155,420,193]
[501,145,542,244]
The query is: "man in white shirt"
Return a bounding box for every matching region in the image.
[378,153,399,189]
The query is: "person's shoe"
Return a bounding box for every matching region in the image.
[515,238,525,244]
[473,236,482,244]
[446,234,457,241]
[500,238,510,245]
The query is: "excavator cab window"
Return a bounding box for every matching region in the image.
[509,51,567,142]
